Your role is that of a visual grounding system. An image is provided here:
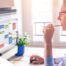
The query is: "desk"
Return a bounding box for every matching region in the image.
[10,47,44,66]
[10,47,66,66]
[0,57,13,66]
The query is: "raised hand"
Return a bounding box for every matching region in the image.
[43,24,54,43]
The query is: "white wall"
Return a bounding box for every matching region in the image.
[22,0,33,36]
[14,0,23,36]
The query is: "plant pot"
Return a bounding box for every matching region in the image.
[15,45,24,56]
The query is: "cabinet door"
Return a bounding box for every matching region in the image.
[0,0,14,8]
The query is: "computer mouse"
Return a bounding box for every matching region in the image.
[30,55,44,64]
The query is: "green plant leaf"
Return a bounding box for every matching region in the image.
[16,33,31,46]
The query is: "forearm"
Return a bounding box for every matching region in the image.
[43,24,54,66]
[44,41,53,57]
[44,41,54,66]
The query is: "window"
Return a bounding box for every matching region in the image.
[32,0,53,41]
[22,0,66,47]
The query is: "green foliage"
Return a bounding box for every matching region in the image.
[16,33,31,46]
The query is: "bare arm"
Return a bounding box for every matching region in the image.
[43,24,54,57]
[43,24,54,66]
[44,41,53,57]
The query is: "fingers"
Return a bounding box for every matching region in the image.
[43,24,54,33]
[43,24,54,42]
[45,24,54,30]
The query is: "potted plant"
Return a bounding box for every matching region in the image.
[15,33,31,56]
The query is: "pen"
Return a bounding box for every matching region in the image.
[54,25,61,27]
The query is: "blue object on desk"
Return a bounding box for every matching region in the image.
[15,45,24,56]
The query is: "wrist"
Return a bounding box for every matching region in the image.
[45,40,52,44]
[44,41,52,46]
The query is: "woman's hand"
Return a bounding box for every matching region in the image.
[43,24,54,43]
